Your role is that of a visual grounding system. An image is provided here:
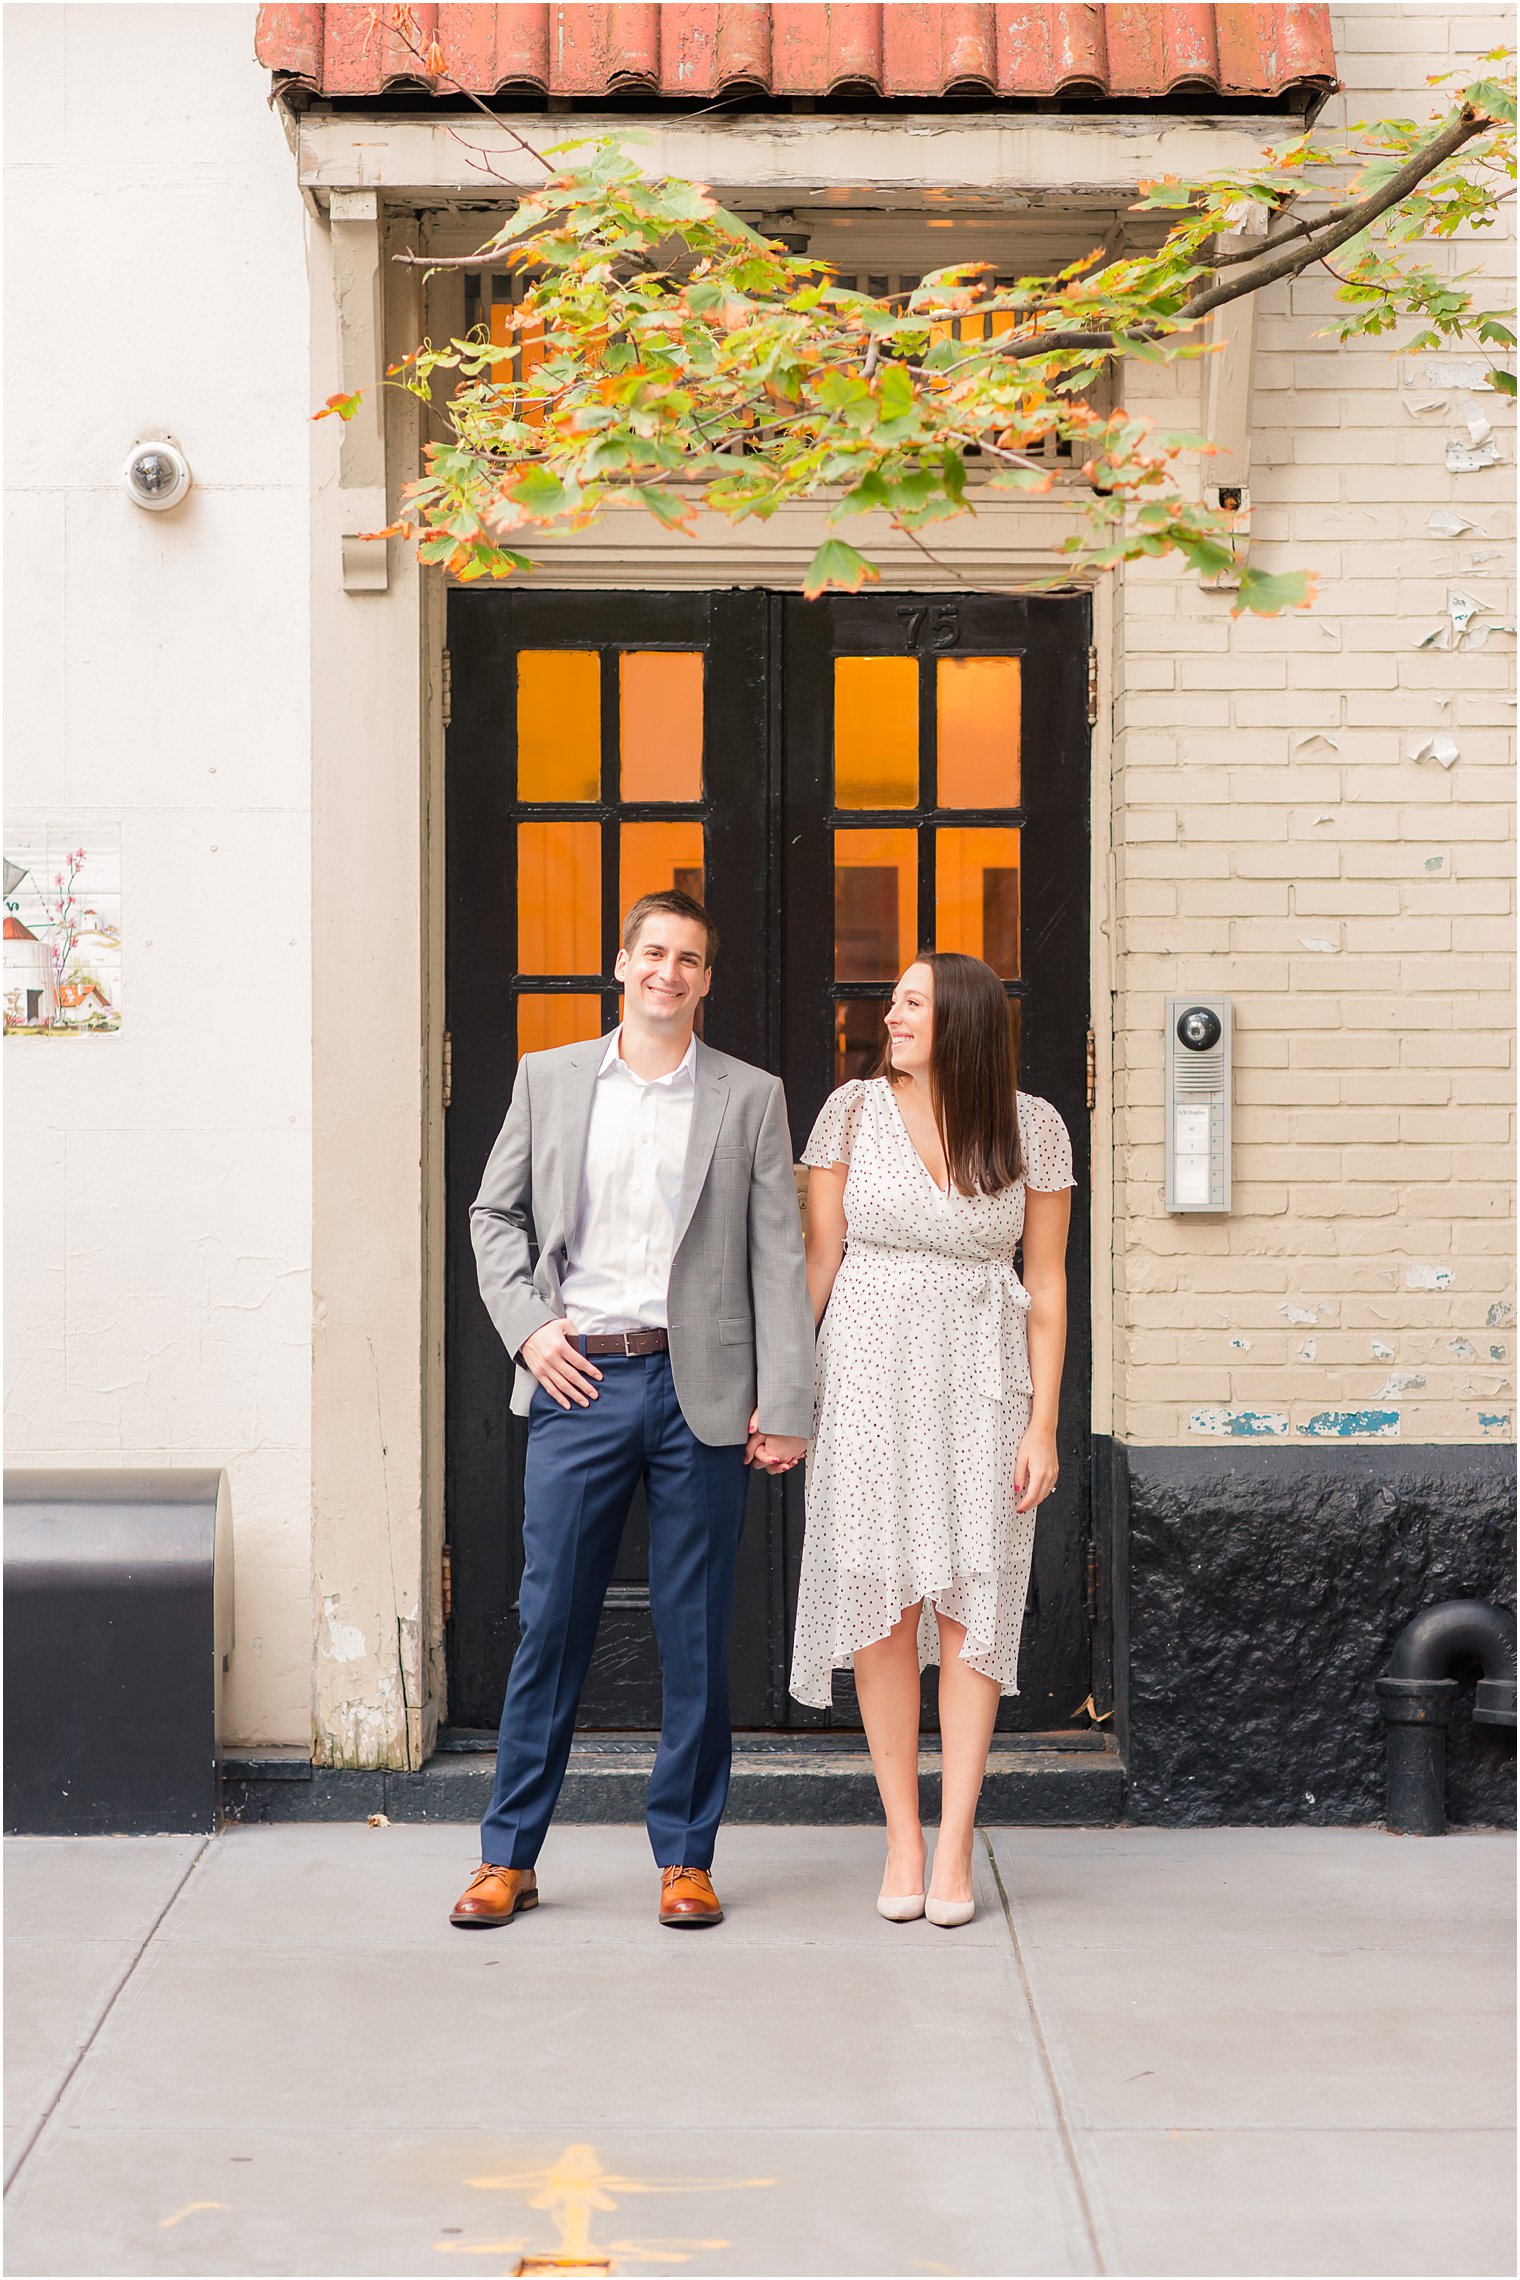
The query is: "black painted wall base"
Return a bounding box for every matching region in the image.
[1114,1441,1517,1828]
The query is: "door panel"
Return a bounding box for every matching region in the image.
[445,587,1092,1738]
[776,592,1093,1733]
[444,591,775,1731]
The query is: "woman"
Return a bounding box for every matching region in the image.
[790,952,1074,1926]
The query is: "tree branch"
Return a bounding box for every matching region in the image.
[939,101,1499,372]
[1182,104,1496,321]
[393,248,519,269]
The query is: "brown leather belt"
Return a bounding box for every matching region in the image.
[574,1328,670,1357]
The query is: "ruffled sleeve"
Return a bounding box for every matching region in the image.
[1018,1093,1076,1192]
[802,1080,867,1169]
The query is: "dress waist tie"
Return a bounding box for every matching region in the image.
[967,1257,1033,1402]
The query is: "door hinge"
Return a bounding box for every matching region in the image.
[442,1030,453,1109]
[441,646,452,729]
[441,1543,453,1623]
[1085,1027,1097,1111]
[1086,644,1099,728]
[1084,1539,1100,1624]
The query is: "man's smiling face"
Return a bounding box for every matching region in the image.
[615,914,712,1033]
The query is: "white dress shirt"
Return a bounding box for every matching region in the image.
[559,1027,697,1334]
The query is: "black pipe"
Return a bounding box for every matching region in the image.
[1375,1600,1517,1837]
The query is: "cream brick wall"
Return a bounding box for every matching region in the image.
[1110,4,1516,1447]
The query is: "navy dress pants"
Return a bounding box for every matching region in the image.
[479,1351,750,1871]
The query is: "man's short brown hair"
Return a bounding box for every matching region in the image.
[621,889,719,969]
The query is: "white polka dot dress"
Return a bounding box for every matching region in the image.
[789,1078,1076,1710]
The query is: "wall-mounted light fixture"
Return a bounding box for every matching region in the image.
[123,438,192,512]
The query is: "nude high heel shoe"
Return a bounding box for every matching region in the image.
[876,1891,926,1922]
[925,1894,975,1928]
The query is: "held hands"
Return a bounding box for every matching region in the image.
[521,1318,603,1411]
[745,1409,807,1474]
[1014,1424,1059,1514]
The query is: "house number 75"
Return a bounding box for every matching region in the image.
[896,603,960,651]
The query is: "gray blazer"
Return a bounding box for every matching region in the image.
[470,1035,815,1446]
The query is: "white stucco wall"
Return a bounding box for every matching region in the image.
[3,3,313,1744]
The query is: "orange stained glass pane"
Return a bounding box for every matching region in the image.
[517,651,601,802]
[492,302,547,426]
[936,827,1021,979]
[938,656,1021,807]
[488,299,514,388]
[517,994,604,1056]
[834,997,890,1089]
[620,821,704,920]
[620,652,704,800]
[835,828,917,982]
[517,820,600,974]
[834,657,919,809]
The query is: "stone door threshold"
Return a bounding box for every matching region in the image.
[222,1732,1124,1826]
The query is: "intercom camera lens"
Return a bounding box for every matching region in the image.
[1176,1005,1222,1052]
[131,450,177,496]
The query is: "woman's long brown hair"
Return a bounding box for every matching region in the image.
[868,951,1023,1195]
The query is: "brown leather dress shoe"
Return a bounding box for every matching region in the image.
[449,1863,539,1929]
[658,1865,723,1927]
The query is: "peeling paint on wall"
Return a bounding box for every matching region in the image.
[1478,1413,1513,1438]
[320,1595,366,1664]
[1188,1409,1290,1438]
[1377,1373,1427,1397]
[1486,1302,1514,1328]
[1298,1410,1401,1440]
[1371,1341,1394,1361]
[1407,1264,1454,1291]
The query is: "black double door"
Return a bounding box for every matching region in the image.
[445,587,1093,1737]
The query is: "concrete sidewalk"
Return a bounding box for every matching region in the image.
[4,1824,1513,2278]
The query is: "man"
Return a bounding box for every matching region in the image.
[450,890,813,1931]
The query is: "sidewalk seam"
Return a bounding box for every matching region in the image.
[983,1828,1109,2279]
[3,1837,211,2199]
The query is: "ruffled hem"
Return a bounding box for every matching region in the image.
[787,1566,1026,1709]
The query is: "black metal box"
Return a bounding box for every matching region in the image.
[4,1469,233,1834]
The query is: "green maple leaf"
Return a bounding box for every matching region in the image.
[1234,566,1317,617]
[802,539,880,599]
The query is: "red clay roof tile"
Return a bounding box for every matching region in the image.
[255,4,1336,103]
